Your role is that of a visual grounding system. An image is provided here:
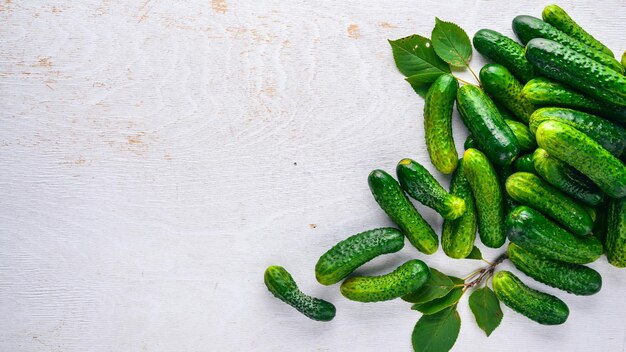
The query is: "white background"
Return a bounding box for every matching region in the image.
[1,1,625,351]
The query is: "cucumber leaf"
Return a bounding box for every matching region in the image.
[412,285,463,315]
[468,287,503,336]
[465,246,483,260]
[412,306,461,352]
[389,34,450,78]
[403,268,455,304]
[431,18,472,67]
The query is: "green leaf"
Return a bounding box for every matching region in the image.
[412,286,464,315]
[465,246,483,260]
[431,18,472,67]
[412,306,461,352]
[468,287,503,337]
[403,268,455,304]
[389,34,450,77]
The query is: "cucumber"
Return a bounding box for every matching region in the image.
[513,154,536,173]
[513,15,623,73]
[532,148,604,206]
[264,266,336,321]
[606,197,626,268]
[525,38,626,107]
[535,120,626,198]
[368,170,439,254]
[493,271,569,325]
[479,63,535,123]
[505,172,593,236]
[622,51,626,70]
[463,148,505,248]
[542,4,614,56]
[457,85,520,166]
[472,29,536,82]
[506,206,602,264]
[505,119,536,152]
[340,259,430,302]
[442,159,477,259]
[397,158,466,220]
[315,228,405,285]
[592,200,609,245]
[424,74,459,174]
[508,243,602,296]
[529,107,626,157]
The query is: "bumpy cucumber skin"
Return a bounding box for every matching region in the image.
[473,29,536,82]
[463,148,505,248]
[532,148,604,206]
[606,197,626,268]
[536,121,626,198]
[493,271,569,325]
[479,63,535,123]
[264,266,336,321]
[513,154,536,173]
[397,158,466,220]
[513,16,623,73]
[506,172,593,236]
[315,228,405,286]
[529,107,626,157]
[340,259,430,302]
[368,170,439,254]
[442,159,477,259]
[457,85,520,166]
[525,38,626,107]
[505,119,536,152]
[424,74,459,174]
[506,206,602,264]
[542,4,613,56]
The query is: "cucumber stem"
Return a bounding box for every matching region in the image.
[463,253,508,291]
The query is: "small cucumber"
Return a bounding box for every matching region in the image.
[424,74,459,174]
[442,159,477,259]
[506,206,602,264]
[457,85,520,166]
[505,119,536,152]
[535,120,626,198]
[532,148,604,206]
[340,259,430,302]
[315,228,405,286]
[463,148,505,248]
[508,243,602,296]
[493,271,569,325]
[479,63,535,123]
[513,154,536,173]
[472,29,536,82]
[264,266,336,321]
[606,197,626,268]
[368,170,439,254]
[397,158,466,220]
[525,38,626,107]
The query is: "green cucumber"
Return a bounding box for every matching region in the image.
[264,266,336,321]
[340,259,430,302]
[535,120,626,198]
[513,154,536,173]
[606,197,626,268]
[442,159,477,259]
[525,38,626,107]
[368,170,439,254]
[472,29,536,82]
[315,228,405,285]
[397,158,466,220]
[424,74,459,174]
[479,63,535,123]
[493,271,569,325]
[505,119,536,152]
[622,51,626,70]
[463,148,505,248]
[457,85,520,166]
[506,206,602,264]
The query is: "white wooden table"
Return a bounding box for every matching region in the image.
[1,1,625,351]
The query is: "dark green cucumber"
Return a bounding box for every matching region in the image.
[442,159,477,259]
[606,197,626,268]
[397,158,466,220]
[340,259,430,302]
[542,4,613,56]
[506,206,602,264]
[315,228,405,285]
[513,15,623,73]
[472,29,536,82]
[513,154,536,173]
[522,78,626,124]
[457,85,520,166]
[532,148,604,206]
[493,270,569,325]
[368,170,439,254]
[424,74,459,174]
[529,107,626,157]
[505,119,536,152]
[264,266,336,321]
[463,148,505,248]
[535,121,626,198]
[592,200,609,245]
[508,243,602,296]
[479,63,535,123]
[525,38,626,107]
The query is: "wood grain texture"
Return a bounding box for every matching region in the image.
[0,0,625,351]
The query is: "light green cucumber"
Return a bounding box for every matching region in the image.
[442,159,477,259]
[424,74,459,174]
[606,197,626,268]
[479,63,535,123]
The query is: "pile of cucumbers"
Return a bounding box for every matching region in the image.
[264,4,626,350]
